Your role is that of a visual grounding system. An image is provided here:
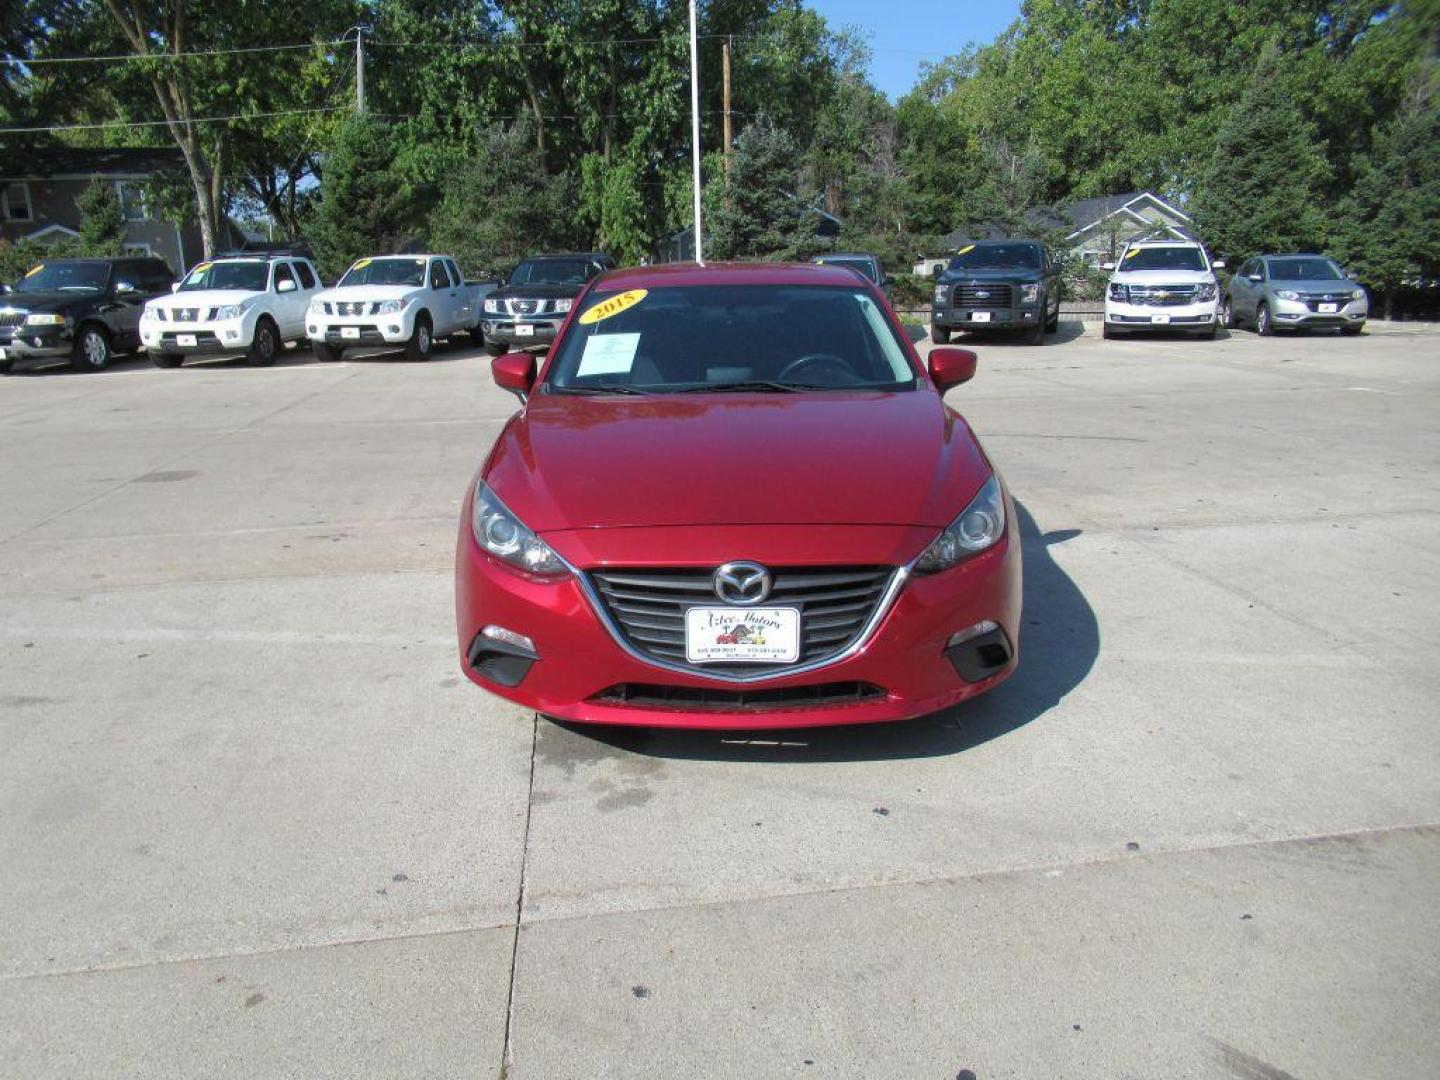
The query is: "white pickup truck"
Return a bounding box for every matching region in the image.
[306,254,496,362]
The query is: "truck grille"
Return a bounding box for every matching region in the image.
[504,298,556,317]
[328,300,375,317]
[952,284,1012,308]
[169,307,214,322]
[0,311,25,328]
[588,565,896,678]
[1126,285,1197,307]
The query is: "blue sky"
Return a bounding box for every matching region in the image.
[808,0,1022,99]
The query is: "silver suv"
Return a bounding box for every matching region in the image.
[1223,254,1367,336]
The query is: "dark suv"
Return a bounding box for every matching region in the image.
[930,240,1060,345]
[1,256,175,372]
[481,252,615,355]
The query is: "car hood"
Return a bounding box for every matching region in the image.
[491,282,587,301]
[1110,268,1215,284]
[2,290,99,312]
[484,390,994,532]
[313,285,420,304]
[937,267,1042,284]
[152,289,263,308]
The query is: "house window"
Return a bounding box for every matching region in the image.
[116,181,148,222]
[2,181,33,222]
[124,242,152,258]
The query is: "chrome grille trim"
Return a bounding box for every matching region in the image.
[0,310,24,328]
[952,284,1013,308]
[1126,284,1198,307]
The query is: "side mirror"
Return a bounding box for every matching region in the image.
[928,347,977,392]
[1101,261,1116,271]
[277,278,297,293]
[1247,273,1263,283]
[1212,259,1226,270]
[492,352,537,402]
[114,281,138,296]
[930,264,943,278]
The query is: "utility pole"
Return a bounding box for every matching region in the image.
[354,27,366,115]
[722,36,733,211]
[688,0,703,263]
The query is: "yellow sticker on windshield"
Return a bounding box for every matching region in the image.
[25,264,44,277]
[353,258,372,270]
[579,288,648,325]
[1125,248,1140,259]
[191,261,213,275]
[956,244,975,255]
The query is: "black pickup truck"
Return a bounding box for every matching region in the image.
[1,256,175,372]
[930,240,1060,345]
[481,252,615,356]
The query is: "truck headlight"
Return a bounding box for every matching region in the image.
[484,299,501,314]
[555,298,572,314]
[1275,290,1300,301]
[913,474,1006,574]
[1194,283,1217,302]
[307,299,325,316]
[1020,284,1039,303]
[1108,282,1128,302]
[377,299,403,315]
[24,312,66,326]
[471,482,566,576]
[214,302,250,320]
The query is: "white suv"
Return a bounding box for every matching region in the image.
[142,253,322,367]
[1102,241,1224,340]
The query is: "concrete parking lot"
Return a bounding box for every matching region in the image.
[2,323,1438,1079]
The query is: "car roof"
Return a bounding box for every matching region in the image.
[1128,240,1202,248]
[524,252,612,260]
[813,252,878,260]
[1260,253,1329,260]
[591,262,873,292]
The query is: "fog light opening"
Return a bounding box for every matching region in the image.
[482,624,535,653]
[944,622,1012,684]
[947,620,998,648]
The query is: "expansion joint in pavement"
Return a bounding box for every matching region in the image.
[500,710,540,1075]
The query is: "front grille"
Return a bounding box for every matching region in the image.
[332,300,372,317]
[1300,292,1350,312]
[952,284,1012,308]
[171,307,200,322]
[588,565,895,677]
[1126,285,1197,306]
[0,311,24,328]
[505,297,553,317]
[593,681,886,712]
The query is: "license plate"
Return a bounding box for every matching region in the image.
[341,326,361,339]
[685,607,801,664]
[1150,314,1170,325]
[514,323,535,337]
[1318,303,1338,313]
[969,311,991,323]
[176,334,197,347]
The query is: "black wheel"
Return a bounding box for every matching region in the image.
[470,327,488,349]
[1045,303,1059,333]
[484,339,507,358]
[1220,298,1234,329]
[70,323,112,371]
[150,351,182,369]
[0,359,12,375]
[312,341,344,362]
[1194,323,1217,340]
[245,319,280,366]
[405,314,434,362]
[1023,319,1045,345]
[1255,302,1273,336]
[930,325,950,345]
[1102,323,1119,339]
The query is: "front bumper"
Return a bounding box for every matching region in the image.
[0,326,70,359]
[484,319,561,348]
[1105,299,1217,331]
[307,316,412,346]
[141,320,250,354]
[1269,297,1367,329]
[933,306,1040,329]
[455,515,1023,730]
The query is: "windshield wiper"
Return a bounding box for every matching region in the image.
[682,380,829,393]
[555,384,648,395]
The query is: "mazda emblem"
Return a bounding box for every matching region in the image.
[713,561,772,605]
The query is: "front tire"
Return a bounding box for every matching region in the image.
[312,341,344,362]
[245,319,280,366]
[1342,323,1364,336]
[1102,323,1120,340]
[930,325,950,345]
[1220,298,1235,329]
[405,314,434,362]
[1045,302,1059,333]
[1023,319,1045,345]
[484,339,507,358]
[150,351,182,369]
[1255,302,1273,336]
[71,324,112,371]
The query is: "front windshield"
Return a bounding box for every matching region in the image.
[1119,246,1207,272]
[948,244,1040,270]
[510,259,592,286]
[1266,257,1344,282]
[546,285,917,394]
[16,261,110,293]
[338,257,427,287]
[813,257,878,282]
[179,260,269,292]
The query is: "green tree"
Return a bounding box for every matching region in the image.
[74,179,128,255]
[1189,45,1330,262]
[708,116,818,261]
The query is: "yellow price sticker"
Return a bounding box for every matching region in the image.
[25,264,44,277]
[353,258,372,270]
[1125,248,1140,259]
[578,288,648,325]
[191,261,213,276]
[956,244,975,255]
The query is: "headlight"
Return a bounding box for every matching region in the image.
[1108,282,1128,302]
[1351,288,1365,300]
[140,307,158,321]
[214,302,250,320]
[483,299,501,314]
[913,474,1006,574]
[1020,283,1039,303]
[1275,290,1300,301]
[377,299,403,315]
[24,312,66,326]
[555,297,573,314]
[933,285,947,304]
[471,482,566,576]
[1194,283,1217,302]
[307,299,325,315]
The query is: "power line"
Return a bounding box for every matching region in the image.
[1,40,337,67]
[0,105,349,135]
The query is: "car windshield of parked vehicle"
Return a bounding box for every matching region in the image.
[179,260,269,293]
[15,261,110,293]
[337,257,427,288]
[509,259,593,286]
[1267,257,1344,282]
[546,285,917,394]
[812,256,879,283]
[1119,246,1207,272]
[947,244,1040,270]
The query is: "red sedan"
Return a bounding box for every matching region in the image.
[455,262,1021,729]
